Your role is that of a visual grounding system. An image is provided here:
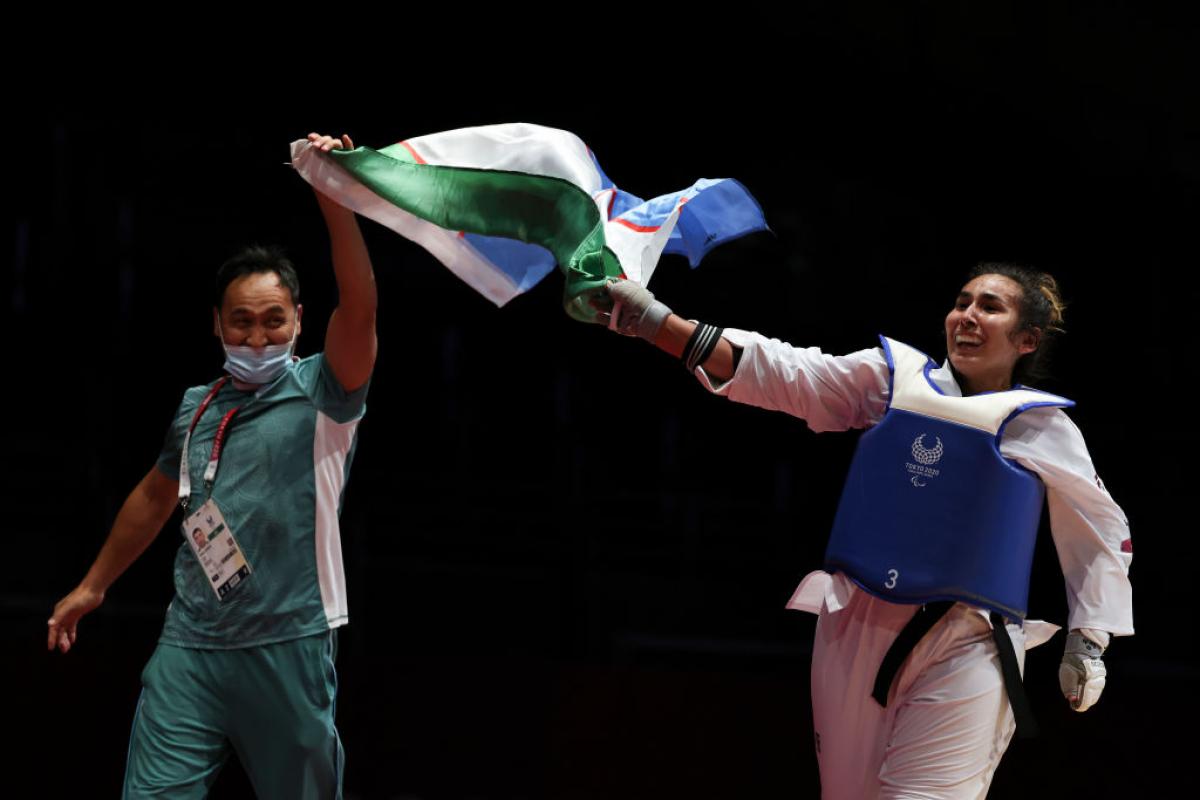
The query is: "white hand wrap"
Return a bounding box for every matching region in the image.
[1058,630,1107,712]
[607,280,672,342]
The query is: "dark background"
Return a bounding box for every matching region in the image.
[6,7,1195,798]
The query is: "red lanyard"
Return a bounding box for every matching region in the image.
[179,377,243,510]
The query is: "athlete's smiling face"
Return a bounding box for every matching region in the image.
[212,271,302,348]
[944,273,1038,395]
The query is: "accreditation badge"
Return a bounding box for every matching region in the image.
[183,498,252,601]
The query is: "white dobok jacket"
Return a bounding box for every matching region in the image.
[694,330,1134,648]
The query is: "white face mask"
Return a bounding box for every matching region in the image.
[219,321,297,386]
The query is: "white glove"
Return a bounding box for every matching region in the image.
[605,280,672,342]
[1059,630,1107,712]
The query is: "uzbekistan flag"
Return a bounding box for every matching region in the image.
[290,123,767,322]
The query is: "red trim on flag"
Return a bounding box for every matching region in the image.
[397,140,427,165]
[606,190,616,221]
[614,218,661,233]
[1121,538,1133,553]
[457,231,466,238]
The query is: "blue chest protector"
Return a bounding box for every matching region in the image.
[823,337,1073,622]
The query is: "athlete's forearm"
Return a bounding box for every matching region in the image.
[653,314,738,382]
[79,468,178,595]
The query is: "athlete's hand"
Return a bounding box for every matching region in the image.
[307,132,354,152]
[1059,630,1107,711]
[47,585,105,654]
[601,279,672,341]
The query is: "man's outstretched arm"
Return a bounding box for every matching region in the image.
[47,466,179,653]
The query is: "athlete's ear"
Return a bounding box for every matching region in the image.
[213,307,222,339]
[1017,326,1041,355]
[295,304,303,338]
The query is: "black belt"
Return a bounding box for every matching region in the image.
[871,602,1038,739]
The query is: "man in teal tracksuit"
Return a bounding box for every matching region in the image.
[48,133,376,799]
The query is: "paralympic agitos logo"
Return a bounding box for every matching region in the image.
[906,434,943,487]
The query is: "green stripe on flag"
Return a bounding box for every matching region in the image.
[329,146,621,321]
[377,143,418,164]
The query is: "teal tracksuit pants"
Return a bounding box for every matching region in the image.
[123,631,342,799]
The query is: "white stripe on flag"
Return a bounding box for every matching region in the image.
[604,200,684,286]
[404,123,605,192]
[291,140,522,306]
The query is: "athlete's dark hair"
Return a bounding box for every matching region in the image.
[214,245,300,308]
[966,262,1066,386]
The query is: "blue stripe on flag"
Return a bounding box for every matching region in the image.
[667,179,769,267]
[609,179,769,267]
[607,188,646,220]
[462,234,558,293]
[614,190,684,227]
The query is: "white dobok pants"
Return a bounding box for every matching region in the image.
[810,589,1026,799]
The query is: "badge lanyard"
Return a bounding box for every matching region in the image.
[179,377,243,511]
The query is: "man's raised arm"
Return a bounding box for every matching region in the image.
[309,132,378,393]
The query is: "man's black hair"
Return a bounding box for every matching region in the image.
[214,245,300,308]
